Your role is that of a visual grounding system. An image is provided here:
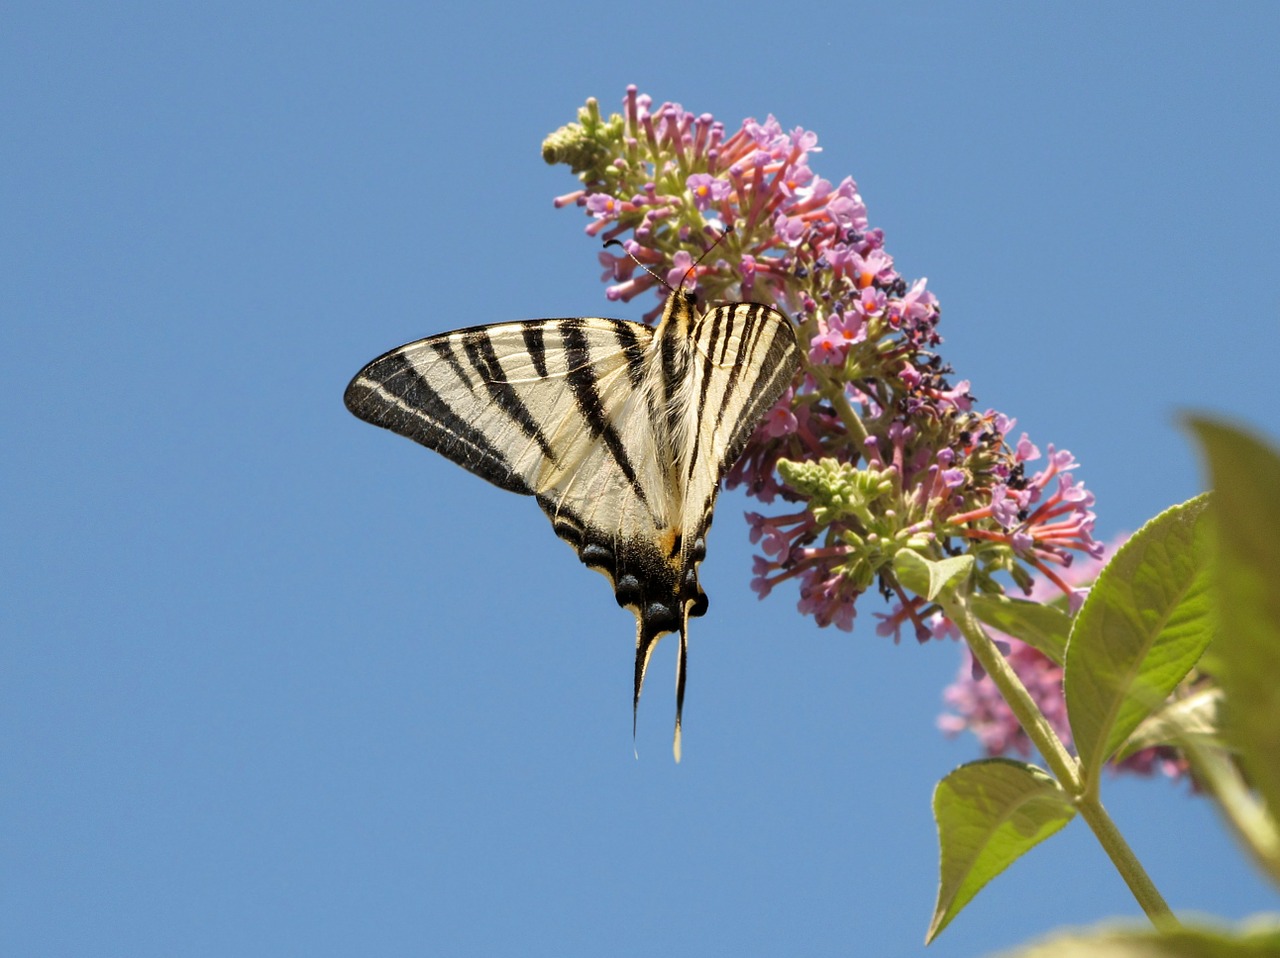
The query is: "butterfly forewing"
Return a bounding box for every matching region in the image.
[345,291,799,758]
[345,319,650,497]
[681,301,800,529]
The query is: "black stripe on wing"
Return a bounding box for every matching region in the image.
[719,307,799,463]
[521,323,549,378]
[344,349,535,495]
[658,293,695,448]
[459,330,558,462]
[560,322,650,507]
[683,302,734,483]
[613,321,649,389]
[690,302,799,479]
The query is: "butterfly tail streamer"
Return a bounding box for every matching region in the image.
[632,621,659,747]
[673,606,689,763]
[629,607,691,762]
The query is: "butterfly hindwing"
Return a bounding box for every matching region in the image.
[345,291,799,758]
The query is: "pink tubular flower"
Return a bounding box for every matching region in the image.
[938,639,1068,757]
[762,389,798,438]
[940,635,1191,783]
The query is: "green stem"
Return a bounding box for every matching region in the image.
[812,366,869,447]
[1075,796,1180,930]
[943,594,1079,789]
[941,593,1179,929]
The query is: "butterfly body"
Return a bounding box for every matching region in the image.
[345,287,799,758]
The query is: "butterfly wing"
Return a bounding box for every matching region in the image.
[344,316,685,708]
[345,298,799,760]
[664,300,800,756]
[680,301,800,534]
[344,318,649,493]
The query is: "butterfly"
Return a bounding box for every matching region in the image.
[345,272,798,759]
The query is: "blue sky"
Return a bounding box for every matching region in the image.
[5,3,1278,956]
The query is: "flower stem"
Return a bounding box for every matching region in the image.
[1074,794,1180,930]
[941,593,1079,788]
[811,366,869,447]
[939,592,1179,929]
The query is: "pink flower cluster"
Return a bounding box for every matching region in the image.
[541,89,1205,783]
[544,87,1101,639]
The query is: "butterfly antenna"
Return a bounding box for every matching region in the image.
[603,238,675,296]
[604,224,735,296]
[684,224,734,291]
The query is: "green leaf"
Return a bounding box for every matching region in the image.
[893,549,931,596]
[893,550,973,602]
[927,759,1075,944]
[990,920,1280,957]
[1117,687,1225,760]
[1188,418,1280,833]
[1064,494,1214,787]
[970,594,1072,665]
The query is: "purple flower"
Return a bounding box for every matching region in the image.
[1016,433,1040,462]
[744,114,787,152]
[773,212,808,247]
[936,536,1190,782]
[738,254,758,293]
[896,278,937,324]
[750,556,775,599]
[665,249,694,290]
[779,161,818,200]
[855,286,887,317]
[797,569,857,632]
[686,172,730,212]
[586,193,624,219]
[830,310,866,343]
[988,484,1020,529]
[809,308,868,366]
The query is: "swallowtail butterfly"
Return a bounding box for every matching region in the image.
[345,272,799,759]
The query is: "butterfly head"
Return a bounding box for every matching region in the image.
[658,286,700,338]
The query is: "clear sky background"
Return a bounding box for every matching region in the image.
[5,3,1279,956]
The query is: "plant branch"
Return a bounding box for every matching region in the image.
[940,592,1179,929]
[941,593,1079,790]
